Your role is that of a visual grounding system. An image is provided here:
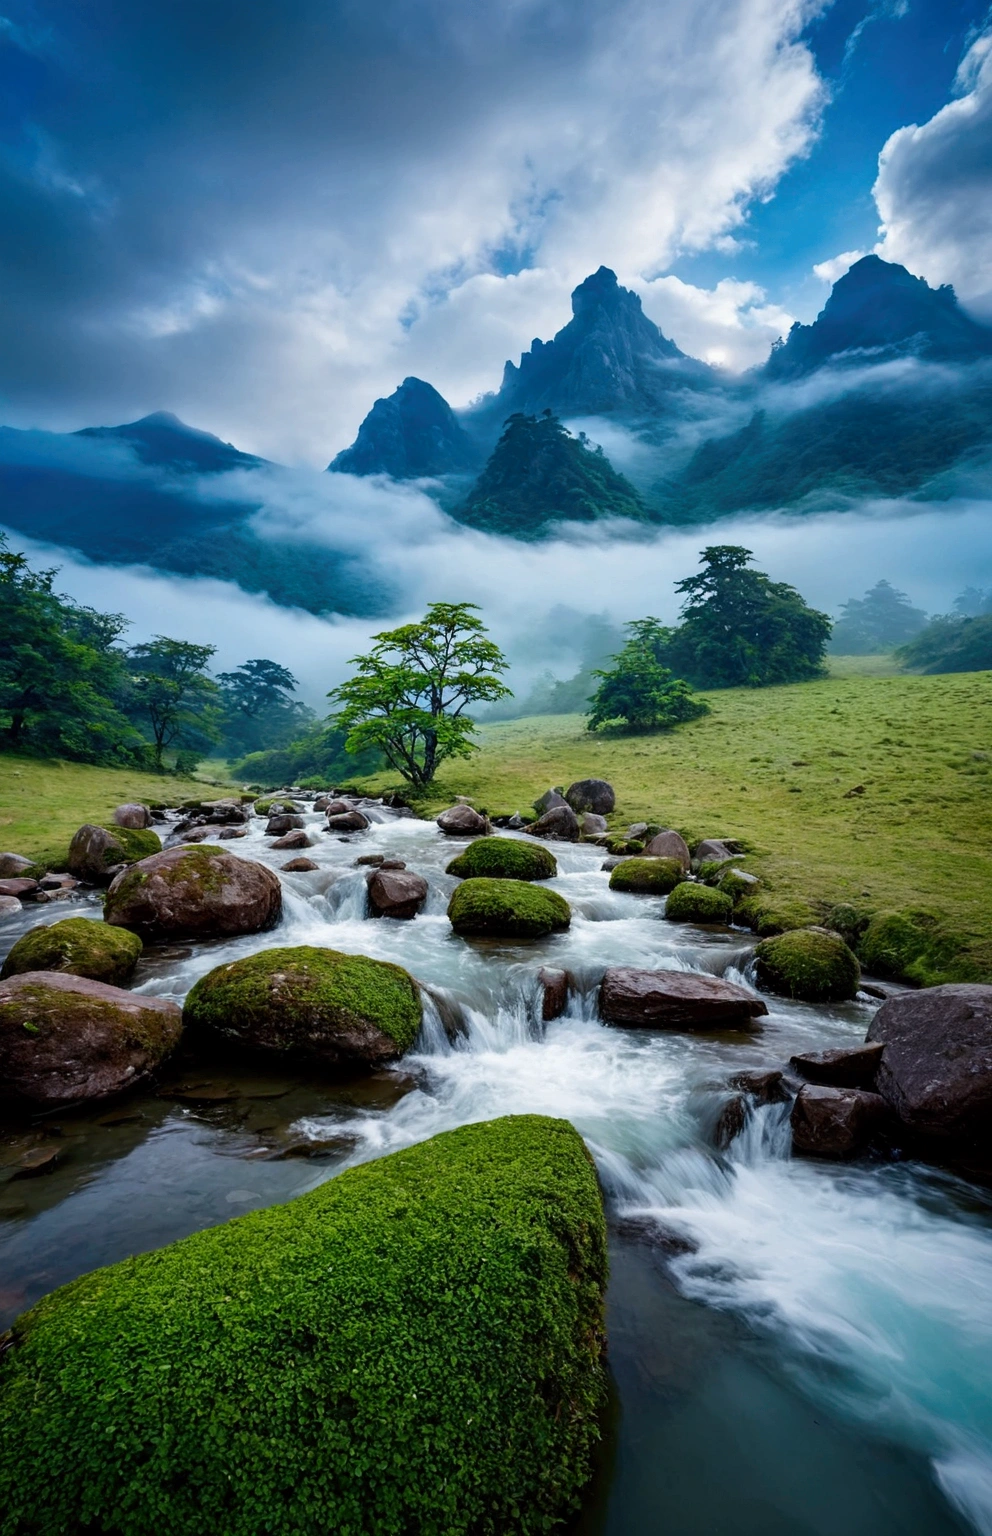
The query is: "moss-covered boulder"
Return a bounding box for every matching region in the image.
[66,823,161,885]
[717,867,760,905]
[857,909,955,986]
[736,894,819,937]
[0,971,182,1108]
[755,928,861,1003]
[448,878,571,939]
[254,797,300,816]
[446,836,557,882]
[0,1116,607,1536]
[104,846,282,942]
[183,945,422,1068]
[0,918,142,985]
[609,857,683,894]
[664,882,734,924]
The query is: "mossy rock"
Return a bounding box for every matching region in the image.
[104,846,282,942]
[446,837,557,882]
[448,878,571,939]
[825,902,873,949]
[664,882,734,924]
[0,918,142,985]
[857,909,960,986]
[755,928,861,1002]
[736,894,819,938]
[717,868,760,905]
[183,945,422,1067]
[254,797,299,816]
[605,835,644,856]
[106,825,161,861]
[0,1116,608,1536]
[21,843,72,881]
[609,857,684,895]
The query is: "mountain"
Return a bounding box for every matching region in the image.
[328,377,479,478]
[763,255,992,380]
[477,266,711,421]
[0,414,391,619]
[455,411,649,538]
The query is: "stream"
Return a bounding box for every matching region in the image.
[2,803,991,1535]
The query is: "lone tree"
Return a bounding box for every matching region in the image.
[830,579,927,654]
[129,637,219,770]
[328,602,511,788]
[587,618,707,733]
[216,658,315,757]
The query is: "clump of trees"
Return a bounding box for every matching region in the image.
[830,579,927,654]
[587,619,708,733]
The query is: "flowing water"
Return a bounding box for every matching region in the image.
[2,806,991,1535]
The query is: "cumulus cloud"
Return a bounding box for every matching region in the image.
[635,274,797,369]
[874,26,992,316]
[0,0,827,460]
[812,250,867,285]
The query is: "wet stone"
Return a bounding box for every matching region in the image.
[790,1044,884,1090]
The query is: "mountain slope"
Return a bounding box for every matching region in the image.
[329,377,479,478]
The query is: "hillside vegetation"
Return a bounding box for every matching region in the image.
[359,670,992,980]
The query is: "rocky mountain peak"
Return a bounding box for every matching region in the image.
[328,376,477,479]
[76,412,261,473]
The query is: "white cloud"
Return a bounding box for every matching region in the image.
[635,274,796,370]
[812,250,866,284]
[874,27,992,315]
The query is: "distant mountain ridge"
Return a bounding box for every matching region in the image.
[328,378,478,478]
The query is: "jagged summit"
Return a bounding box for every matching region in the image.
[488,266,705,419]
[77,412,262,473]
[764,255,992,380]
[329,376,478,479]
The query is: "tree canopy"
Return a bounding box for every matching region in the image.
[217,659,316,757]
[328,602,510,787]
[587,619,708,733]
[897,613,992,674]
[830,579,927,654]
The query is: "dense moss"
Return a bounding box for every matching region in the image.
[755,928,861,1002]
[184,945,422,1057]
[0,1116,608,1536]
[736,894,819,937]
[605,835,644,856]
[447,836,557,882]
[254,797,300,816]
[857,909,961,986]
[824,902,873,949]
[664,882,734,924]
[448,878,571,939]
[609,857,684,895]
[0,918,142,985]
[717,867,760,905]
[102,824,161,864]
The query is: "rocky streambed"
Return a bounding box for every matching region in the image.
[1,798,991,1535]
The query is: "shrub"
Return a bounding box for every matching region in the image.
[0,918,142,985]
[664,882,734,924]
[448,878,571,939]
[755,928,861,1002]
[0,1116,608,1536]
[608,857,683,894]
[446,836,557,882]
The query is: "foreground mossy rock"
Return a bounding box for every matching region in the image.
[446,836,557,882]
[183,945,422,1068]
[0,1116,607,1536]
[0,971,181,1108]
[755,928,861,1003]
[104,846,282,942]
[67,823,161,885]
[609,857,683,894]
[0,917,142,985]
[448,878,571,939]
[664,882,734,924]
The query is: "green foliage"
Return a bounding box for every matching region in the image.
[232,723,382,790]
[755,928,861,1002]
[0,1116,608,1536]
[329,602,510,788]
[608,857,683,894]
[458,411,649,538]
[662,546,832,689]
[128,637,220,771]
[897,612,992,674]
[829,580,927,655]
[587,618,708,733]
[183,946,423,1055]
[664,882,734,923]
[216,658,316,757]
[0,917,142,984]
[446,836,557,881]
[447,877,571,938]
[857,909,963,986]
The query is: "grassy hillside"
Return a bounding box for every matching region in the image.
[360,670,992,980]
[0,756,235,869]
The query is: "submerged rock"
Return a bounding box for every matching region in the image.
[0,1117,607,1536]
[600,967,767,1030]
[436,804,489,836]
[271,829,312,850]
[367,867,429,920]
[866,984,992,1148]
[446,837,557,882]
[565,779,615,815]
[281,857,319,872]
[790,1084,889,1158]
[67,823,161,885]
[529,805,581,842]
[1,917,142,985]
[790,1043,884,1090]
[538,967,571,1021]
[448,878,571,939]
[0,971,181,1108]
[183,945,423,1069]
[755,929,861,1003]
[104,846,282,942]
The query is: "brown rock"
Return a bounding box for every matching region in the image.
[731,1069,789,1103]
[38,874,77,890]
[790,1084,889,1157]
[599,967,767,1030]
[790,1044,884,1090]
[67,825,127,885]
[0,971,182,1108]
[529,805,581,842]
[533,788,568,815]
[0,854,32,879]
[355,854,385,867]
[580,813,608,836]
[113,803,152,829]
[693,839,735,867]
[11,1145,63,1178]
[436,804,489,836]
[104,846,282,942]
[181,824,248,843]
[271,829,312,850]
[265,814,305,836]
[367,867,428,920]
[0,895,21,920]
[714,1095,748,1148]
[565,778,615,815]
[197,799,250,824]
[281,857,319,872]
[538,967,570,1021]
[0,878,37,898]
[643,830,691,871]
[326,809,371,833]
[322,799,353,817]
[380,859,406,870]
[866,984,992,1146]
